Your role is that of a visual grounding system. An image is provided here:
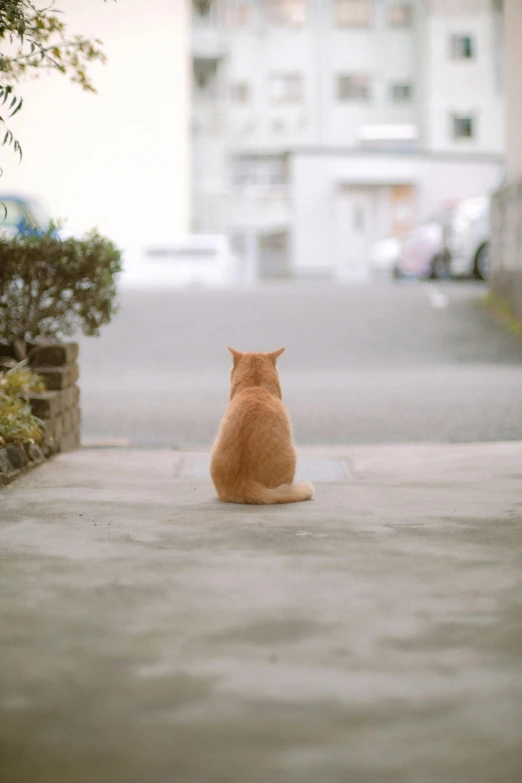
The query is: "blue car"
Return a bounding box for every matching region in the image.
[0,193,65,239]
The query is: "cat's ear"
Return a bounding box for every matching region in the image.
[268,347,285,363]
[227,346,242,365]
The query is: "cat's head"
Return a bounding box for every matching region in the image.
[227,347,285,399]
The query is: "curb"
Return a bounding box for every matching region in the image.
[0,440,60,487]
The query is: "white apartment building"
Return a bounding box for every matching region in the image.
[192,0,504,278]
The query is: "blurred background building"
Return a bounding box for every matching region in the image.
[191,0,505,279]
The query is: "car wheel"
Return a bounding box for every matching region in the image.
[474,243,489,281]
[429,254,447,280]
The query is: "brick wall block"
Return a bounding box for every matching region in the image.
[59,430,81,453]
[29,391,64,420]
[32,363,79,391]
[62,384,81,410]
[29,343,79,367]
[0,342,79,366]
[71,406,82,429]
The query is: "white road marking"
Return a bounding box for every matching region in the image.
[429,288,449,308]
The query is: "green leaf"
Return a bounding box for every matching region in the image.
[10,98,23,118]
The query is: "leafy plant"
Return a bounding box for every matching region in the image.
[0,359,44,446]
[0,359,45,396]
[0,228,122,359]
[0,1,112,157]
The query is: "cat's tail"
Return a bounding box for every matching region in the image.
[230,481,314,505]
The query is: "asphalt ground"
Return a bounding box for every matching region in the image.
[78,280,522,447]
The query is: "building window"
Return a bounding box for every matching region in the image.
[390,82,413,102]
[452,114,475,139]
[388,4,412,27]
[220,1,253,28]
[335,0,373,28]
[193,0,213,18]
[193,59,219,98]
[230,81,250,104]
[451,34,475,59]
[264,0,306,26]
[231,156,288,186]
[269,73,303,103]
[338,74,370,101]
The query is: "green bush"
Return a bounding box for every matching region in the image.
[0,360,45,446]
[0,229,122,358]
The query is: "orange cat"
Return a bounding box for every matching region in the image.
[210,347,314,505]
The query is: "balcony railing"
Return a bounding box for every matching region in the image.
[196,185,290,233]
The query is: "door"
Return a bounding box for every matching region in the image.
[391,184,415,238]
[336,187,375,280]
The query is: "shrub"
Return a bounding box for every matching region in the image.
[0,361,45,397]
[0,360,45,446]
[0,229,122,359]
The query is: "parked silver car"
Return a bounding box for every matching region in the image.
[445,196,490,280]
[394,219,447,280]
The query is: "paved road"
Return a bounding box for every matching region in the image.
[78,280,522,447]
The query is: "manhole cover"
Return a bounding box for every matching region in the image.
[181,456,351,482]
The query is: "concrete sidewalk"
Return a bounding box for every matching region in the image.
[1,443,522,783]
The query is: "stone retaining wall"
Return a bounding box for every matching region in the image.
[27,343,81,453]
[0,342,81,486]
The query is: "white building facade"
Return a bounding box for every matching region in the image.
[192,0,504,277]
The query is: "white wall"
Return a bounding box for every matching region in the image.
[291,150,503,274]
[422,2,503,153]
[0,0,190,248]
[224,13,318,148]
[327,0,418,145]
[504,0,522,182]
[219,0,419,150]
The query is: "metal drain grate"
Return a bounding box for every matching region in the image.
[181,456,351,482]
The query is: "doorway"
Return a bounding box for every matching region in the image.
[336,186,376,280]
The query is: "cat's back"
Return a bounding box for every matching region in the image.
[212,386,293,478]
[214,386,291,451]
[227,386,289,429]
